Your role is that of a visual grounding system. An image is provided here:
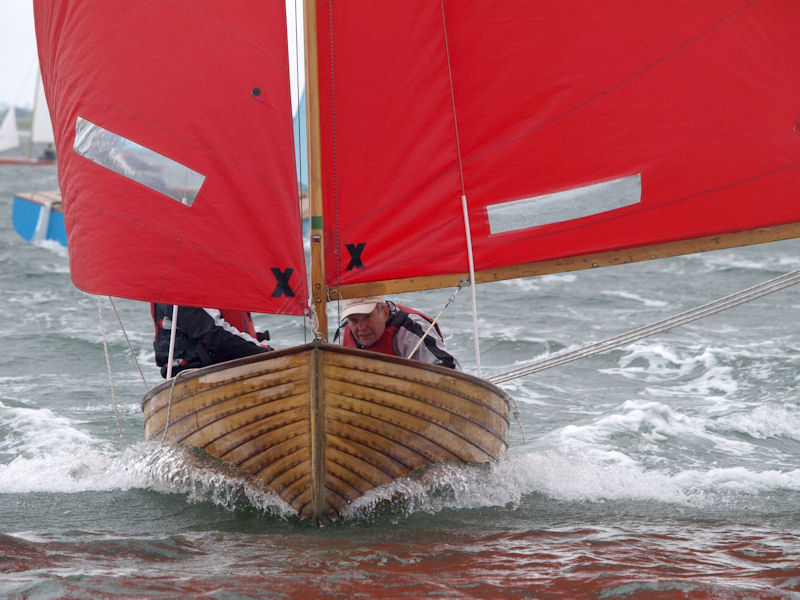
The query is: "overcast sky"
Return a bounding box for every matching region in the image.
[0,0,305,111]
[0,0,38,109]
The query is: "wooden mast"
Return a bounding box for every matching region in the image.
[304,0,328,340]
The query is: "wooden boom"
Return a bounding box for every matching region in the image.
[333,223,800,300]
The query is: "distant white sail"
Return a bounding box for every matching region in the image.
[31,75,54,145]
[0,106,21,152]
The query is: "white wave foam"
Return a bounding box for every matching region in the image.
[0,398,292,515]
[602,290,668,308]
[122,443,295,518]
[501,450,800,504]
[605,342,739,397]
[499,273,578,293]
[716,405,800,441]
[0,400,101,457]
[346,446,800,521]
[556,398,753,457]
[0,437,294,518]
[35,239,69,260]
[0,449,132,493]
[499,451,699,504]
[700,250,800,273]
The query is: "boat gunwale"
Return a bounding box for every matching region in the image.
[141,351,311,411]
[142,342,513,411]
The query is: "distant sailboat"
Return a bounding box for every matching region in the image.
[11,190,66,247]
[0,70,56,165]
[0,107,21,153]
[6,67,60,247]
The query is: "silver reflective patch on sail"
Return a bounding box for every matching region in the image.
[487,174,641,234]
[73,117,205,206]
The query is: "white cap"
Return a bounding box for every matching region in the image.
[342,296,386,319]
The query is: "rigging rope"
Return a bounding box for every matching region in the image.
[99,296,191,445]
[440,0,482,375]
[160,368,195,443]
[98,297,131,446]
[487,268,800,386]
[109,297,149,390]
[507,395,527,445]
[99,297,152,446]
[406,283,464,359]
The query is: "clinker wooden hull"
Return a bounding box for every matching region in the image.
[141,342,510,524]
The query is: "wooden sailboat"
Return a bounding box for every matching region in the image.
[34,1,800,523]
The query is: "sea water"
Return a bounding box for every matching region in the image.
[1,158,799,598]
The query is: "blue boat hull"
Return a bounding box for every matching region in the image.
[11,191,67,247]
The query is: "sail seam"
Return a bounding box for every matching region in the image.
[439,0,465,197]
[329,0,342,291]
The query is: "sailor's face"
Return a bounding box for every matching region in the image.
[347,304,389,348]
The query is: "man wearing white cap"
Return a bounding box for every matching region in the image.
[335,296,460,369]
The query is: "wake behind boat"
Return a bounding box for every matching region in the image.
[33,1,800,524]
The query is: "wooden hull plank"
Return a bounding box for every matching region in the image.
[327,394,498,462]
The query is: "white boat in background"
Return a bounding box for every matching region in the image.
[0,106,21,153]
[0,70,56,165]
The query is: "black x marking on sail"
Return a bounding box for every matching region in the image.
[345,243,366,270]
[271,267,295,297]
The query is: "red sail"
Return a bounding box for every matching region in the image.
[34,1,308,315]
[316,0,800,288]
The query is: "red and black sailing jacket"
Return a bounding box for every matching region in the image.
[335,302,459,370]
[151,304,272,378]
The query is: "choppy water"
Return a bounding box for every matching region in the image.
[2,155,799,599]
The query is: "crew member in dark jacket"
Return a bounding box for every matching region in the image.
[334,296,460,369]
[152,304,273,378]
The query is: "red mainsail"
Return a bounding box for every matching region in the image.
[315,0,800,290]
[34,1,308,315]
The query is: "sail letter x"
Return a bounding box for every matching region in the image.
[271,267,295,297]
[345,243,366,270]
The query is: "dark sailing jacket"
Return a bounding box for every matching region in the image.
[151,304,272,378]
[335,302,460,370]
